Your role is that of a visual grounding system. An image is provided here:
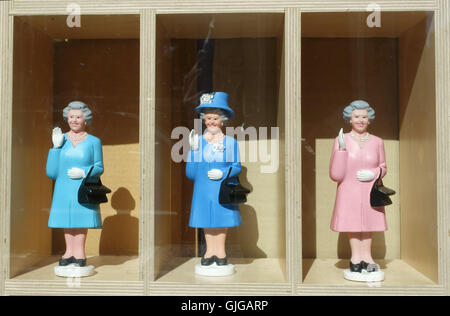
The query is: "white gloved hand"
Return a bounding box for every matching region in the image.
[338,128,346,150]
[52,127,64,148]
[357,170,375,182]
[67,167,86,179]
[208,169,223,180]
[189,129,199,151]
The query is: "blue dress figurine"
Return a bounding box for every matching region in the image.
[186,92,242,268]
[46,101,104,269]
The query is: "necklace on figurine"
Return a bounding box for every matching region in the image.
[204,132,225,144]
[350,131,370,143]
[68,131,87,142]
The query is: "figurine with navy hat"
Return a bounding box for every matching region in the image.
[186,92,242,276]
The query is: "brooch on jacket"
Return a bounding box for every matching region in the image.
[212,143,225,152]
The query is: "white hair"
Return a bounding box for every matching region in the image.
[199,108,229,123]
[63,101,93,125]
[343,100,375,123]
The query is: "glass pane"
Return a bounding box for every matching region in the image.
[11,15,140,281]
[301,11,438,286]
[155,13,286,283]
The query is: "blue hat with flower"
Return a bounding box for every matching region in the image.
[194,92,234,119]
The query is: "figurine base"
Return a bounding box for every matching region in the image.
[195,263,235,277]
[343,269,385,282]
[54,265,95,278]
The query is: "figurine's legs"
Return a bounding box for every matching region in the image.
[63,228,88,259]
[360,232,375,264]
[204,228,228,258]
[347,232,375,264]
[344,232,384,281]
[63,231,74,259]
[347,232,363,263]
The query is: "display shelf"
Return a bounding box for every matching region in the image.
[155,258,286,284]
[302,259,436,286]
[4,256,141,296]
[150,258,290,295]
[148,283,292,296]
[5,280,143,296]
[299,259,446,295]
[11,256,139,281]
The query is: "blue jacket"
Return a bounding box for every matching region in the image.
[186,135,242,228]
[46,134,104,228]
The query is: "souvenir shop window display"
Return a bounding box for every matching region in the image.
[329,100,394,282]
[46,101,110,278]
[186,92,248,277]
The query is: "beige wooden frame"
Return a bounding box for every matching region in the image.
[0,0,448,296]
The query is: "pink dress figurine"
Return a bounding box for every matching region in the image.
[329,100,387,282]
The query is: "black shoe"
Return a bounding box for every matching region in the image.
[349,261,362,272]
[360,261,379,272]
[215,256,228,266]
[73,258,87,267]
[59,256,75,266]
[360,261,369,271]
[201,256,216,266]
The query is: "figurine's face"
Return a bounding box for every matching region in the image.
[67,109,86,133]
[203,111,223,134]
[350,109,370,134]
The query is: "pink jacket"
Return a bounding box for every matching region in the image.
[329,133,387,232]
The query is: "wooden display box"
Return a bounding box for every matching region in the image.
[301,11,440,289]
[153,12,286,285]
[4,13,142,293]
[0,1,448,296]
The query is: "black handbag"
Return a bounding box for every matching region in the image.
[370,168,395,207]
[78,166,111,204]
[219,167,251,205]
